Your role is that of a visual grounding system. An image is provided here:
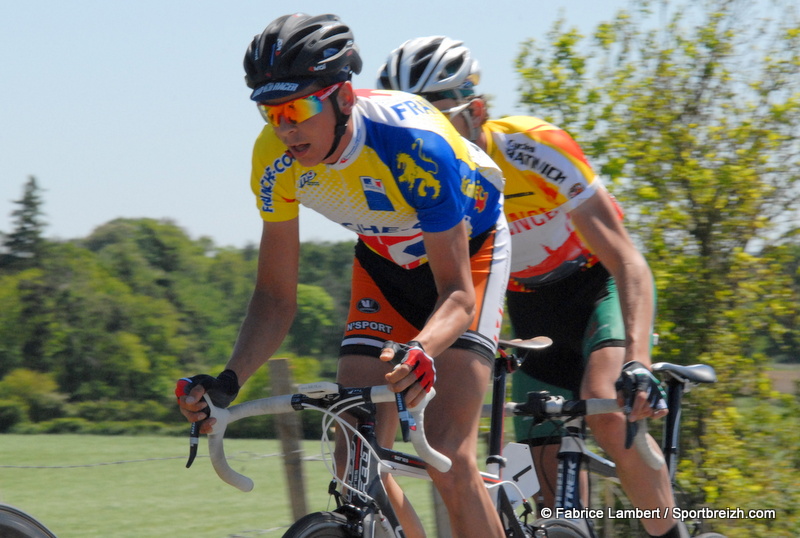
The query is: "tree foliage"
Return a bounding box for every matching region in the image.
[0,175,47,270]
[0,210,355,433]
[516,0,799,534]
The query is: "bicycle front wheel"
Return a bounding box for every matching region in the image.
[283,512,355,538]
[0,504,57,538]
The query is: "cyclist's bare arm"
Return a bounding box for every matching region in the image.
[227,219,300,381]
[178,219,300,432]
[569,189,664,421]
[384,221,476,406]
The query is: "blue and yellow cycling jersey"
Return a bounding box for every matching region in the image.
[250,89,505,269]
[482,116,616,290]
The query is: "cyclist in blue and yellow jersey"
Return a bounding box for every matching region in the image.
[177,15,511,538]
[378,36,688,538]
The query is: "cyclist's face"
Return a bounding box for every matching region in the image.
[260,83,344,167]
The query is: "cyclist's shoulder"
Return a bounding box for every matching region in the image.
[486,115,556,132]
[485,115,591,168]
[354,88,458,140]
[354,88,482,166]
[485,115,576,145]
[355,87,436,112]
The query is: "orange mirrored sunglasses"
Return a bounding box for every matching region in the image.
[256,82,343,127]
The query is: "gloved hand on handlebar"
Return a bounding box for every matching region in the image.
[615,361,667,417]
[615,361,667,451]
[175,369,240,409]
[175,369,240,468]
[382,340,437,392]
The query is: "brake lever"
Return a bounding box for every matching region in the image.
[617,371,638,449]
[395,392,416,442]
[186,422,200,468]
[176,377,201,468]
[384,341,417,442]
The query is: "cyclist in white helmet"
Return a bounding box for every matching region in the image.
[378,36,689,538]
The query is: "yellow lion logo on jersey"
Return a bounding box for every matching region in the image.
[397,139,441,199]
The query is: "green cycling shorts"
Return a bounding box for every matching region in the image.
[507,263,655,444]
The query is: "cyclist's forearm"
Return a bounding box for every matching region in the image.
[613,255,655,367]
[416,222,476,357]
[413,290,475,357]
[226,289,297,384]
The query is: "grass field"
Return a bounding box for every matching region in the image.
[0,434,437,537]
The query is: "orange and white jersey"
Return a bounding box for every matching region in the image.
[482,116,614,291]
[250,89,505,269]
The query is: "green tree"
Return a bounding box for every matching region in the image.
[515,1,799,535]
[0,368,65,422]
[287,284,339,360]
[1,241,187,401]
[1,176,47,270]
[299,240,355,322]
[82,218,252,372]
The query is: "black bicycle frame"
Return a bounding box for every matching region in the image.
[487,352,535,537]
[340,403,429,538]
[661,378,685,481]
[546,377,689,538]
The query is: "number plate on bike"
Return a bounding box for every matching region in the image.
[501,443,540,506]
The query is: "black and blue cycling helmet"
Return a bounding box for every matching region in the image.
[244,13,363,102]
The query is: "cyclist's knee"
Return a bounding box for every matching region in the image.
[585,412,628,454]
[428,451,480,491]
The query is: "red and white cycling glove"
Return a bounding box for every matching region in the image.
[384,340,437,392]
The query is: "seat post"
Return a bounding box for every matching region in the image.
[487,355,509,463]
[662,378,685,481]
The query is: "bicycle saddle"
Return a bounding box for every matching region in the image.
[652,362,717,384]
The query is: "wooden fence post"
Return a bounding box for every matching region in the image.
[269,358,308,520]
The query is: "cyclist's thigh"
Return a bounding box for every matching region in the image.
[580,276,656,398]
[581,346,625,399]
[463,220,510,360]
[580,280,626,398]
[421,347,492,453]
[337,354,393,384]
[340,253,424,357]
[507,267,603,391]
[580,276,626,360]
[339,230,508,363]
[512,370,575,444]
[337,354,398,447]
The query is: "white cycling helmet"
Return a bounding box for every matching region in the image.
[377,36,480,101]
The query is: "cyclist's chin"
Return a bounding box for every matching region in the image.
[288,144,320,167]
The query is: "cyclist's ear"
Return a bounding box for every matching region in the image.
[338,81,356,113]
[469,98,488,125]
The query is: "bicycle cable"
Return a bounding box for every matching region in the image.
[306,397,387,505]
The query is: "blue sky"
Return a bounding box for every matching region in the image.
[1,0,631,247]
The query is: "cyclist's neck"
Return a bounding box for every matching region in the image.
[322,123,354,165]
